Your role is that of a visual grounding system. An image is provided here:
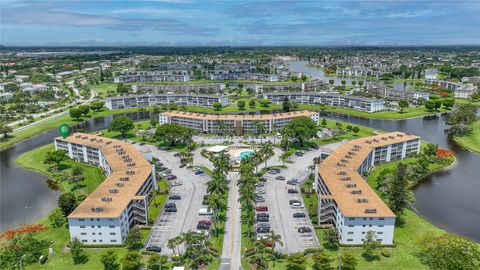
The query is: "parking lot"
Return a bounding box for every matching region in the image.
[140,147,211,255]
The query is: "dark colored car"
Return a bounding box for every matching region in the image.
[164,207,177,213]
[295,151,304,157]
[257,226,270,233]
[174,153,180,157]
[166,175,177,180]
[165,203,176,208]
[257,216,269,222]
[179,163,187,168]
[259,177,267,182]
[293,213,306,218]
[287,179,299,185]
[256,206,268,212]
[275,176,285,180]
[158,167,168,171]
[195,170,204,175]
[197,223,210,230]
[198,220,211,225]
[298,227,312,233]
[257,213,269,218]
[289,200,301,205]
[146,246,162,252]
[169,195,181,200]
[311,144,319,150]
[288,189,298,194]
[255,196,265,203]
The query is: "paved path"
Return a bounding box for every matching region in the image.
[220,172,242,270]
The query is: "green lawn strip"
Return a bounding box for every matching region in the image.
[453,120,480,153]
[454,98,480,106]
[90,83,117,98]
[299,104,448,120]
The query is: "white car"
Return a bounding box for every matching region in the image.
[291,202,304,208]
[170,181,183,186]
[198,208,214,215]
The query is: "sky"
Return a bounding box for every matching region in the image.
[1,0,480,46]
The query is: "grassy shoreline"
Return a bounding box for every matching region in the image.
[453,120,480,153]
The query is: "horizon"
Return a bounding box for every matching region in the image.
[1,0,479,46]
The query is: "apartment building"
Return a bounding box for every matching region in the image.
[462,76,480,83]
[264,92,385,112]
[104,94,229,110]
[159,110,319,135]
[425,79,478,98]
[131,83,226,94]
[208,72,278,82]
[367,83,430,102]
[155,63,203,69]
[315,132,421,245]
[54,133,157,245]
[336,67,386,78]
[424,69,438,80]
[113,71,191,83]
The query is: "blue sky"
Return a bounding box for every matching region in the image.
[1,0,479,46]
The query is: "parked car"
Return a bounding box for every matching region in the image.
[198,220,212,225]
[287,178,299,185]
[196,223,210,230]
[255,184,264,188]
[195,170,204,175]
[287,189,298,194]
[257,227,270,233]
[259,177,267,182]
[169,195,181,200]
[146,246,162,252]
[267,170,278,175]
[255,196,265,203]
[174,153,180,157]
[256,206,268,212]
[166,175,177,180]
[192,167,201,171]
[165,203,176,208]
[295,151,304,157]
[179,163,187,168]
[170,181,182,186]
[275,176,285,180]
[291,202,304,208]
[289,199,301,205]
[293,212,306,218]
[158,167,168,171]
[257,213,269,219]
[198,208,213,215]
[254,189,266,194]
[164,207,177,213]
[298,226,312,233]
[156,161,164,166]
[311,144,319,150]
[257,216,269,222]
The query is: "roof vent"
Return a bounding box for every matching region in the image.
[101,197,112,202]
[91,207,104,213]
[109,189,119,194]
[350,190,362,194]
[365,208,377,214]
[357,198,369,203]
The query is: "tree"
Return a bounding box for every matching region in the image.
[0,124,13,138]
[70,238,88,264]
[398,99,409,113]
[324,228,339,249]
[121,251,143,270]
[359,80,364,87]
[167,238,177,257]
[283,96,291,112]
[249,99,256,108]
[260,99,271,107]
[339,253,358,270]
[341,80,347,87]
[150,117,159,127]
[79,105,90,116]
[147,253,167,270]
[125,227,142,250]
[387,163,410,215]
[58,192,78,216]
[155,123,192,146]
[335,121,342,130]
[116,83,130,94]
[351,80,357,86]
[259,143,274,168]
[425,100,436,111]
[312,250,333,270]
[434,99,443,111]
[443,98,455,109]
[321,118,327,126]
[352,126,360,136]
[70,108,82,120]
[283,116,317,146]
[417,233,480,270]
[267,230,283,253]
[49,208,67,228]
[301,74,307,82]
[44,150,68,167]
[423,143,439,158]
[329,79,334,85]
[362,231,379,260]
[237,100,246,110]
[108,116,134,137]
[169,103,178,110]
[291,75,298,82]
[447,104,478,136]
[213,102,222,111]
[90,101,105,111]
[0,233,49,269]
[101,250,120,270]
[286,252,307,270]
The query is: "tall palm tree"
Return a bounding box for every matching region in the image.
[167,238,177,257]
[207,173,228,195]
[268,230,284,253]
[254,120,266,144]
[260,144,274,169]
[207,192,224,236]
[279,151,289,166]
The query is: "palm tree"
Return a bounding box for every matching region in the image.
[212,152,231,176]
[267,230,284,253]
[207,192,224,236]
[279,151,289,166]
[260,144,274,169]
[280,129,290,151]
[207,173,228,195]
[254,121,266,144]
[167,238,177,257]
[174,235,184,256]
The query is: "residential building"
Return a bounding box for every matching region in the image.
[20,83,48,91]
[462,76,480,83]
[367,83,430,102]
[54,133,157,245]
[315,132,421,245]
[159,110,319,135]
[104,94,229,110]
[114,71,190,83]
[264,92,385,112]
[208,73,278,82]
[424,69,438,80]
[425,79,478,98]
[131,83,226,94]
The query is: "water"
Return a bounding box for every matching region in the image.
[0,111,152,231]
[288,60,409,90]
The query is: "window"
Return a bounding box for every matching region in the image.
[109,225,115,228]
[99,233,102,235]
[99,240,103,243]
[92,233,95,235]
[379,225,384,227]
[110,232,116,235]
[98,226,101,228]
[97,218,100,221]
[81,240,87,243]
[81,233,86,235]
[362,225,366,227]
[348,232,353,234]
[348,225,354,227]
[91,226,94,228]
[379,218,385,220]
[111,240,117,243]
[347,239,353,242]
[80,226,86,228]
[90,219,94,221]
[79,219,85,221]
[378,232,383,234]
[349,218,354,220]
[93,240,96,243]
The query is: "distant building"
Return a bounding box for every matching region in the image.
[159,110,319,135]
[264,92,385,112]
[114,71,190,83]
[20,83,48,91]
[132,83,226,94]
[462,76,480,83]
[315,132,421,245]
[367,83,430,102]
[104,94,229,110]
[208,73,278,82]
[424,69,438,80]
[425,79,477,98]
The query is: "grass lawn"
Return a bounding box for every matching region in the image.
[454,120,480,153]
[90,83,117,98]
[455,98,480,106]
[298,104,449,120]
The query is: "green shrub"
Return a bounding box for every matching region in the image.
[381,250,391,257]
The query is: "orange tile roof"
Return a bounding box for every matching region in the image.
[319,131,419,218]
[162,110,318,121]
[56,133,153,219]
